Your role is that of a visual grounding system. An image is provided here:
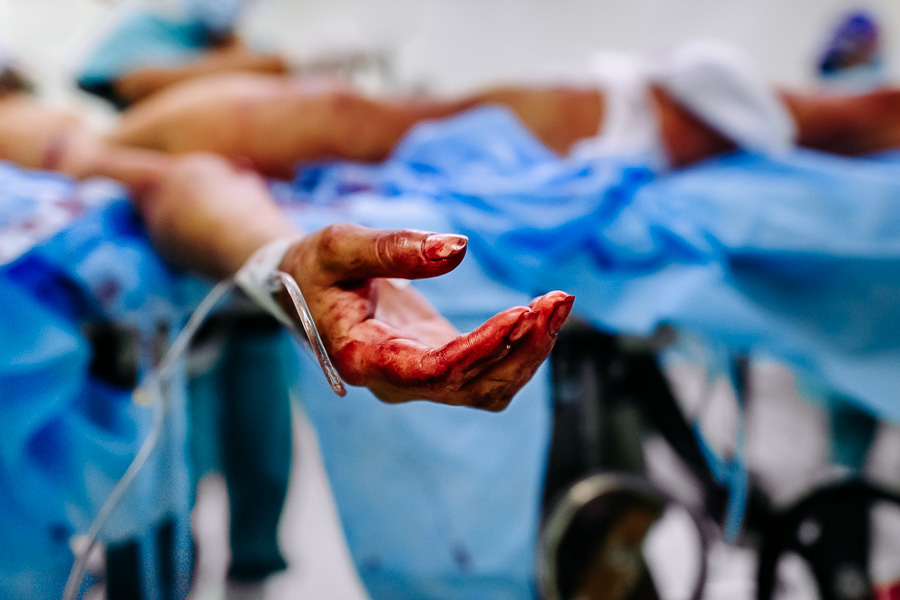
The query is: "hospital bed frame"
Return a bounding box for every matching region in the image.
[544,323,899,600]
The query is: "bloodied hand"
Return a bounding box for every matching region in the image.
[280,223,574,411]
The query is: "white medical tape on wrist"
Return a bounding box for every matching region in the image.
[234,236,299,326]
[235,236,346,396]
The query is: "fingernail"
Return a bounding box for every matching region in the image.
[423,234,468,261]
[509,310,536,342]
[549,295,575,335]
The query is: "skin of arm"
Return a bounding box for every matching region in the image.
[113,37,289,106]
[109,73,480,178]
[93,148,574,410]
[105,72,738,172]
[108,71,900,176]
[0,93,105,176]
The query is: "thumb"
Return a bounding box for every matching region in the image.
[313,223,468,282]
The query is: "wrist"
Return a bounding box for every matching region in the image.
[234,235,306,326]
[233,233,346,396]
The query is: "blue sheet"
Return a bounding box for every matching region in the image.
[283,105,900,423]
[272,106,900,599]
[0,163,196,599]
[4,102,900,600]
[272,114,564,600]
[274,189,552,600]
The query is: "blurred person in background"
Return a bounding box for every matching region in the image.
[75,0,288,109]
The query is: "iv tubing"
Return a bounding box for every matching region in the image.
[61,277,235,600]
[62,266,343,599]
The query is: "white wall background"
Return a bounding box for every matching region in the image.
[243,0,900,94]
[0,0,899,99]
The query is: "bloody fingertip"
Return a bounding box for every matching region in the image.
[422,233,468,261]
[508,309,538,343]
[549,295,575,335]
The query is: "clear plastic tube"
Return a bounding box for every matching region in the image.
[62,270,343,599]
[61,277,234,600]
[272,270,345,396]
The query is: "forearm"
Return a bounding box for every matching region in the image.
[307,90,478,163]
[147,159,299,277]
[115,50,289,104]
[93,146,298,277]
